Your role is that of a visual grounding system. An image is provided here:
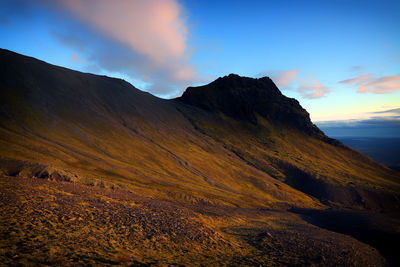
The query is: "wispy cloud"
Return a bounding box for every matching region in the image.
[349,65,382,73]
[317,116,400,128]
[57,0,200,96]
[340,73,400,94]
[340,74,374,84]
[61,0,187,64]
[386,54,400,62]
[298,75,330,99]
[257,69,329,99]
[70,53,86,63]
[315,105,400,122]
[372,108,400,114]
[3,0,202,97]
[350,65,368,72]
[257,69,299,88]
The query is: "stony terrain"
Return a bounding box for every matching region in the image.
[0,175,391,266]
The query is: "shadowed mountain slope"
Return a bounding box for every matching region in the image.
[0,49,321,209]
[1,48,399,210]
[1,49,399,265]
[176,74,400,211]
[179,74,324,137]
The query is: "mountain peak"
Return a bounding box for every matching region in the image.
[211,74,278,93]
[177,74,324,137]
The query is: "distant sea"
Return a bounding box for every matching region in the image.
[332,137,400,171]
[316,119,400,171]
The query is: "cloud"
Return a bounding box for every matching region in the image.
[61,0,186,64]
[316,114,400,137]
[3,0,201,97]
[339,73,400,94]
[316,116,400,138]
[257,69,299,88]
[340,73,375,85]
[349,65,382,72]
[350,65,367,72]
[268,69,299,88]
[257,69,329,99]
[317,116,400,128]
[313,107,400,123]
[372,108,400,114]
[57,0,201,96]
[349,65,377,72]
[297,75,330,99]
[386,54,400,62]
[70,53,86,63]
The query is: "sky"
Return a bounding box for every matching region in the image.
[0,0,399,126]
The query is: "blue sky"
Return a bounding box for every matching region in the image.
[1,0,399,123]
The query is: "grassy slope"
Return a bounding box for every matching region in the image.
[0,175,388,266]
[177,104,400,211]
[0,49,322,210]
[0,49,400,265]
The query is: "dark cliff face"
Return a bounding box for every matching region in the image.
[177,74,324,137]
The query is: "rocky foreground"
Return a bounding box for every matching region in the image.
[0,175,391,266]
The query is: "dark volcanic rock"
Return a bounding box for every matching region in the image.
[178,74,325,137]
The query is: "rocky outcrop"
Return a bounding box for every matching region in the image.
[177,74,325,138]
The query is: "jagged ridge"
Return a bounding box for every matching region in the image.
[178,74,321,135]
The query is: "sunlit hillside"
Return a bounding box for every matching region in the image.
[1,49,399,266]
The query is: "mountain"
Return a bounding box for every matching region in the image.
[179,74,325,137]
[0,49,399,266]
[176,74,399,210]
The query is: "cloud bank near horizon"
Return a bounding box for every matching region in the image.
[316,108,400,138]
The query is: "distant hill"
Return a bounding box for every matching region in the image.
[1,49,399,266]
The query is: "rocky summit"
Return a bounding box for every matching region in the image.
[180,74,314,131]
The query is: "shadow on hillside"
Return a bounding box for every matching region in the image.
[292,208,400,266]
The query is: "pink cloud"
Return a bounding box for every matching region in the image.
[272,69,299,88]
[59,0,198,95]
[340,73,400,94]
[62,0,187,63]
[257,69,299,88]
[258,69,329,99]
[339,73,374,85]
[298,75,330,99]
